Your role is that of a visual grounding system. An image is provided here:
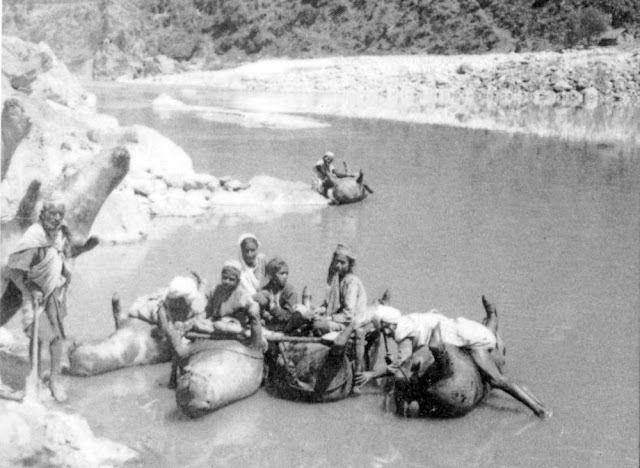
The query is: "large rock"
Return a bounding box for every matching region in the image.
[90,187,152,243]
[125,125,194,181]
[0,399,137,467]
[3,36,95,111]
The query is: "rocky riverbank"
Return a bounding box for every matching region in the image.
[1,36,327,246]
[141,47,640,144]
[145,48,640,106]
[0,396,138,467]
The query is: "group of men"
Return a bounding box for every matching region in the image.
[0,191,550,418]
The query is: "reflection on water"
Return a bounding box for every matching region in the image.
[62,85,640,467]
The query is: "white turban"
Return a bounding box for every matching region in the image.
[223,259,243,274]
[372,304,403,327]
[238,233,260,247]
[166,276,199,302]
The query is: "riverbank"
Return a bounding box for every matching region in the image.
[1,36,328,246]
[139,48,640,145]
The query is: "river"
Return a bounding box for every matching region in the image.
[61,83,639,467]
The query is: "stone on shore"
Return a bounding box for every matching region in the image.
[0,398,138,467]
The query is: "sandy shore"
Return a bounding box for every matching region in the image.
[140,48,640,145]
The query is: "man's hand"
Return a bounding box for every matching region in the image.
[84,236,100,251]
[31,290,43,308]
[246,302,261,322]
[355,371,374,387]
[254,290,270,309]
[191,318,214,334]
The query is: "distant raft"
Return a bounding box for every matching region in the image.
[314,171,373,205]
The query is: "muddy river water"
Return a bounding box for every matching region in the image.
[59,84,639,467]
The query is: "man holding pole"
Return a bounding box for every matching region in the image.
[5,197,73,402]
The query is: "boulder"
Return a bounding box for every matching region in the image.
[90,188,151,243]
[125,125,194,181]
[582,87,599,104]
[183,173,219,191]
[154,55,176,75]
[0,399,138,466]
[552,79,573,93]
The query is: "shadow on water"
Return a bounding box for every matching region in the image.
[39,84,640,467]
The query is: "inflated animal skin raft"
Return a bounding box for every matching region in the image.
[389,298,506,418]
[330,172,372,205]
[392,338,488,418]
[314,170,373,205]
[265,322,359,402]
[67,295,171,376]
[166,311,264,418]
[174,339,264,417]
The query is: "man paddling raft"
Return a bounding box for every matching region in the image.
[313,151,354,198]
[356,303,552,418]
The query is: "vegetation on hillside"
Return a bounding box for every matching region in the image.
[2,0,639,76]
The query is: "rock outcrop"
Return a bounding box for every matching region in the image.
[0,397,138,467]
[0,36,258,246]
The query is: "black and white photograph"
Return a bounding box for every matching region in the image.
[0,0,638,466]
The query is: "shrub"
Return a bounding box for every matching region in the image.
[566,7,610,46]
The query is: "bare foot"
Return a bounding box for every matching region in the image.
[49,377,68,403]
[0,381,24,402]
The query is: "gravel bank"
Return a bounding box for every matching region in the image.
[141,48,640,144]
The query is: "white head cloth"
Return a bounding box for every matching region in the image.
[223,259,243,273]
[166,276,199,302]
[372,304,403,328]
[238,233,260,248]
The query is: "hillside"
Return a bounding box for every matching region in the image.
[3,0,639,79]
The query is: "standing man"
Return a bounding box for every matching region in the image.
[5,198,75,402]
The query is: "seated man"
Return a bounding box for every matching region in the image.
[121,275,206,333]
[254,257,298,333]
[313,151,352,197]
[203,261,260,339]
[312,244,367,335]
[356,304,551,418]
[120,275,207,389]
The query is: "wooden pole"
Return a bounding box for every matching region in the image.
[185,331,328,344]
[25,295,40,399]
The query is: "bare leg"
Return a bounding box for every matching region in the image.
[470,348,551,418]
[111,293,123,330]
[481,296,506,371]
[426,323,453,380]
[49,337,67,402]
[481,296,498,334]
[157,307,189,358]
[363,329,381,371]
[351,328,366,394]
[316,320,356,395]
[379,290,391,305]
[168,359,178,389]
